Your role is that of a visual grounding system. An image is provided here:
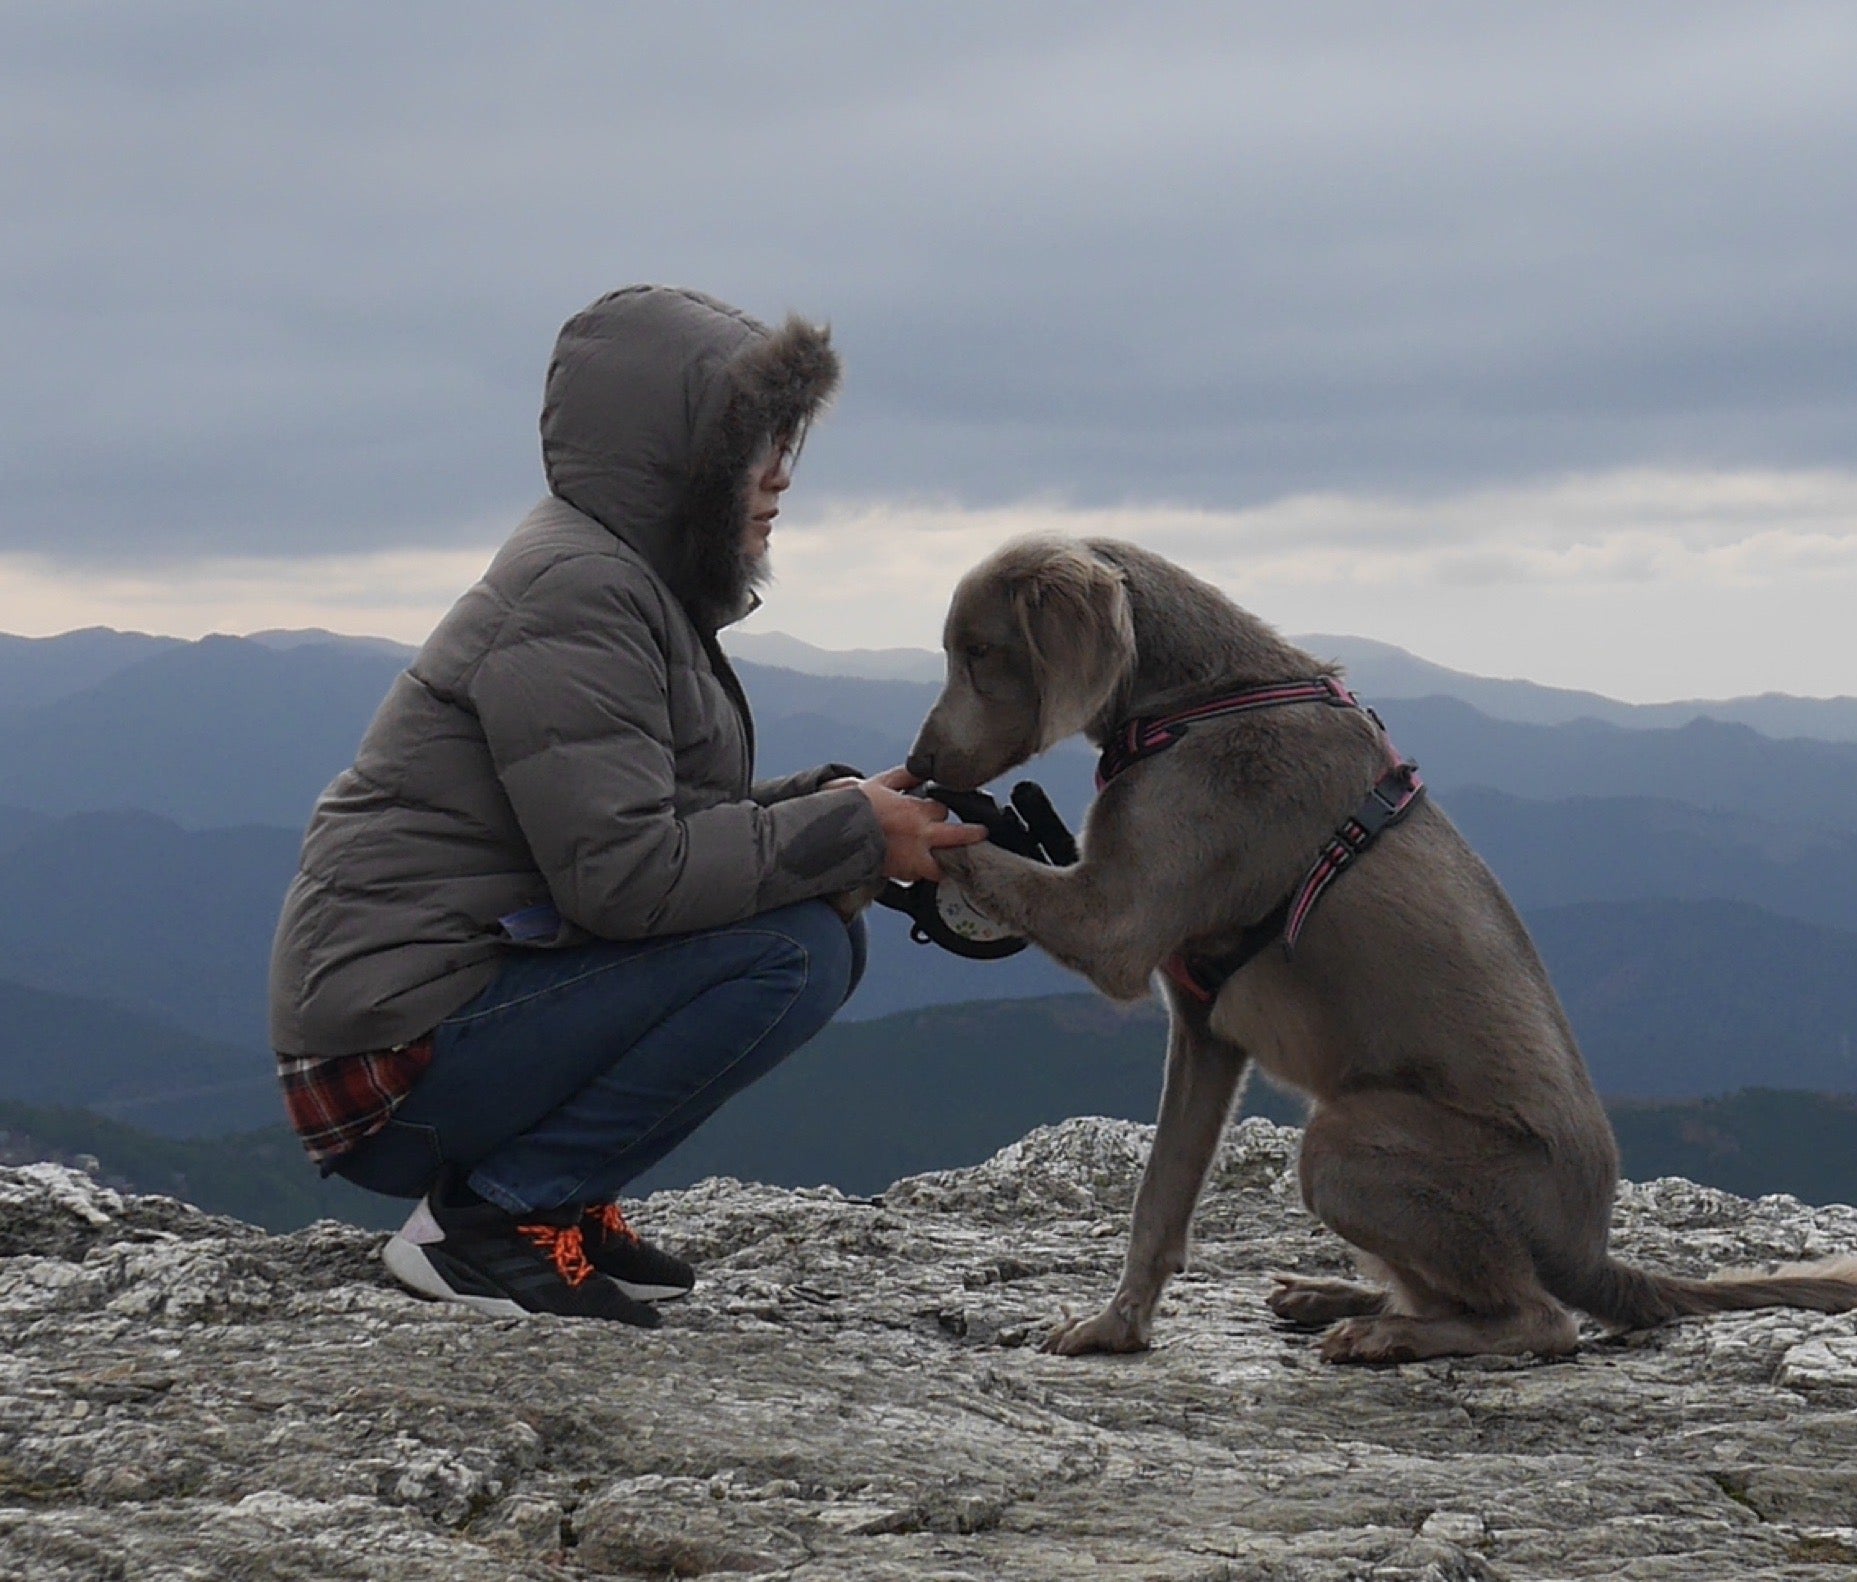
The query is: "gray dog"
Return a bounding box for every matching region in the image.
[909,533,1857,1363]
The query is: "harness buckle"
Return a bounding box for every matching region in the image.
[1350,760,1420,839]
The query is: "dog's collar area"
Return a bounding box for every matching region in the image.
[1096,675,1366,789]
[1096,676,1425,1003]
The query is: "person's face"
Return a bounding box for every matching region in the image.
[741,433,797,561]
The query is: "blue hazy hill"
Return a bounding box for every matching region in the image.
[2,631,1856,830]
[728,628,1857,743]
[0,636,407,828]
[0,627,186,711]
[6,792,1857,1069]
[0,977,277,1136]
[1,626,1855,1144]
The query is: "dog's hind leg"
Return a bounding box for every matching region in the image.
[1319,1301,1577,1364]
[1296,1092,1579,1364]
[1266,1274,1388,1327]
[1045,999,1247,1355]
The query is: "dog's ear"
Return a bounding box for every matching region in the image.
[1010,542,1135,750]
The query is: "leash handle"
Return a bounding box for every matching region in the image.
[1011,781,1079,866]
[919,784,1047,860]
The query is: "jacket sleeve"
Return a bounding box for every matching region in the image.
[468,559,887,938]
[750,762,865,806]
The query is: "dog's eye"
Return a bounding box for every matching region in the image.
[963,643,992,662]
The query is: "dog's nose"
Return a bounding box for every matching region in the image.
[906,749,935,781]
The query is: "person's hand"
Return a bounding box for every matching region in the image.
[850,766,988,883]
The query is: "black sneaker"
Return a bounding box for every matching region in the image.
[382,1178,661,1327]
[581,1201,697,1302]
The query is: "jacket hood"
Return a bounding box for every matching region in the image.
[540,285,841,631]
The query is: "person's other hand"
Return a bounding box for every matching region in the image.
[852,766,988,883]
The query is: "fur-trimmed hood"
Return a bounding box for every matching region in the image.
[540,285,841,631]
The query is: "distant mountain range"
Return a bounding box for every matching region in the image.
[1446,789,1857,934]
[626,992,1857,1202]
[1529,900,1857,1097]
[8,619,1857,741]
[9,1002,1854,1234]
[5,894,1854,1167]
[0,625,405,710]
[3,630,1853,831]
[0,812,304,1049]
[2,621,1855,1201]
[0,977,277,1136]
[1305,634,1857,741]
[0,1098,386,1233]
[0,635,409,827]
[720,630,947,684]
[727,628,1857,742]
[4,796,1857,1068]
[0,628,187,711]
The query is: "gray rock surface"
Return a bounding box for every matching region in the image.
[3,1116,1856,1580]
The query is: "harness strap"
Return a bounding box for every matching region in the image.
[1096,675,1362,789]
[1281,759,1424,947]
[1095,675,1423,1004]
[1160,902,1283,1001]
[1162,761,1425,1003]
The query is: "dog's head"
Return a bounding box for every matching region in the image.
[907,535,1136,790]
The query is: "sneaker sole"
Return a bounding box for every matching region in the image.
[381,1233,528,1319]
[611,1278,693,1303]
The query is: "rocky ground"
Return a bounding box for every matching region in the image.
[3,1115,1856,1581]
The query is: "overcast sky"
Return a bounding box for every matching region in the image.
[4,2,1855,699]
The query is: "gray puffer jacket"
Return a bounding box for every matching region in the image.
[269,286,887,1057]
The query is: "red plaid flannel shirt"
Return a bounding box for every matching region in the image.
[277,1038,435,1166]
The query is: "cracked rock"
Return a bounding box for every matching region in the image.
[2,1115,1855,1579]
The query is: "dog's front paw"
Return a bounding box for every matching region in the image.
[933,844,1003,910]
[1041,1304,1151,1357]
[934,843,978,880]
[934,854,1025,939]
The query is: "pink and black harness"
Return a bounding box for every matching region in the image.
[1096,675,1425,1003]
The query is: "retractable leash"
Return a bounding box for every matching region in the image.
[874,782,1077,959]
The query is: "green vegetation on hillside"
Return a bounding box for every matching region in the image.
[0,1099,400,1232]
[8,1054,1855,1235]
[1609,1088,1857,1205]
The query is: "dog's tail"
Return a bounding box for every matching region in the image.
[1554,1252,1857,1331]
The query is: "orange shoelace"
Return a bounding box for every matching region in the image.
[518,1222,597,1287]
[589,1202,641,1247]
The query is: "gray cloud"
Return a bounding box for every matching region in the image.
[3,1,1854,561]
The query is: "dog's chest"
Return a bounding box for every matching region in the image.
[1209,972,1337,1098]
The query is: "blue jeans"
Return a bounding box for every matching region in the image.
[333,901,864,1215]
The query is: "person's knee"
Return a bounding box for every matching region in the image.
[843,912,868,1002]
[755,900,857,1029]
